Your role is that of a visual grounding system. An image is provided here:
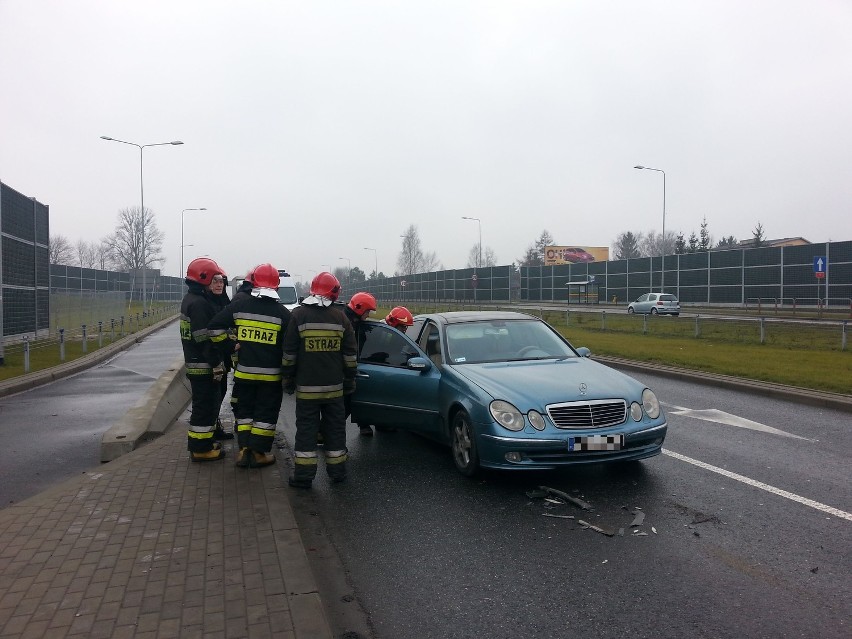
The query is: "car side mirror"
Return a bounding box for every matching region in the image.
[575,346,592,358]
[407,356,432,372]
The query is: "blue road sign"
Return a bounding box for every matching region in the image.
[813,256,827,274]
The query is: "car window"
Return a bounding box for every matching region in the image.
[445,319,575,363]
[637,294,649,302]
[358,323,419,368]
[409,318,425,342]
[660,294,678,302]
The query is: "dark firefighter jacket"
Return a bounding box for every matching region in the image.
[282,302,357,400]
[180,282,222,376]
[207,295,291,383]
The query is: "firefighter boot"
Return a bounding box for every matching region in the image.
[249,450,276,468]
[235,447,250,468]
[191,443,225,463]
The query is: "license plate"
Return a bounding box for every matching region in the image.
[568,435,623,451]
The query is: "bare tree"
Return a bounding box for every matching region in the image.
[48,234,74,265]
[612,231,643,260]
[397,224,423,275]
[96,239,114,269]
[75,239,98,268]
[467,244,496,268]
[640,229,677,257]
[105,206,165,271]
[421,251,443,273]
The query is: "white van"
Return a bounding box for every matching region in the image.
[276,270,300,311]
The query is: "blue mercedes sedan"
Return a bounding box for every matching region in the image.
[350,311,668,476]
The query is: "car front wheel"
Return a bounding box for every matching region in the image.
[627,306,635,314]
[451,410,479,477]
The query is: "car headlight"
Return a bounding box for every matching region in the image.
[630,402,643,422]
[490,400,525,431]
[528,410,546,431]
[642,388,661,419]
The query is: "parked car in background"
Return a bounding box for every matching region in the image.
[627,293,681,316]
[350,311,668,476]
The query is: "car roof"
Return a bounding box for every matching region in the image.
[413,310,538,325]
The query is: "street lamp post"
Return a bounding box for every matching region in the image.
[461,216,482,302]
[338,257,351,287]
[634,165,666,292]
[100,136,183,314]
[363,247,378,280]
[180,208,206,278]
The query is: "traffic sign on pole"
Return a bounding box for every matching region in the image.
[471,273,478,289]
[814,256,827,279]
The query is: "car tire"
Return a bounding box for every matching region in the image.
[650,308,658,315]
[451,409,479,477]
[627,307,634,314]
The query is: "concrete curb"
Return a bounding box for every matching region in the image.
[99,355,190,462]
[596,355,852,413]
[0,315,179,398]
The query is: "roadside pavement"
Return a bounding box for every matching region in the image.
[0,322,333,639]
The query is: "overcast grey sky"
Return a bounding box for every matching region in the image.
[2,0,851,280]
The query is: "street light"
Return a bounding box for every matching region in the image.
[338,257,351,286]
[180,208,207,278]
[461,216,482,268]
[634,165,666,292]
[100,136,184,314]
[462,216,482,303]
[363,247,378,279]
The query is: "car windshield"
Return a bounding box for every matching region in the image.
[445,319,576,364]
[277,286,298,304]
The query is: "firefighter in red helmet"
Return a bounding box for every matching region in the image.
[343,292,377,436]
[181,257,227,461]
[209,263,291,468]
[282,272,357,488]
[384,306,414,332]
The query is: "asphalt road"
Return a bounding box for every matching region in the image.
[0,328,181,507]
[280,372,851,639]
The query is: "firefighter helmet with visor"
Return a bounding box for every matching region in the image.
[186,257,222,286]
[347,292,377,318]
[310,272,341,301]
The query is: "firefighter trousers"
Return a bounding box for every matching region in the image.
[187,373,220,453]
[233,380,284,453]
[292,397,347,483]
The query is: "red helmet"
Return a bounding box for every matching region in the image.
[186,257,222,286]
[385,306,414,328]
[347,292,377,318]
[250,263,280,289]
[310,272,341,301]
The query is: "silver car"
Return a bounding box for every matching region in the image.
[627,293,680,316]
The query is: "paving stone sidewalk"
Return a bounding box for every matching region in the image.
[0,422,331,639]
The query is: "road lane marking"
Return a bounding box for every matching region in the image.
[662,449,852,522]
[663,403,815,441]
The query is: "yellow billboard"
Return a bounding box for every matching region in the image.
[544,246,609,265]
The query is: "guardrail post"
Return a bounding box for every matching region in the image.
[59,328,65,361]
[760,317,766,344]
[643,313,648,335]
[121,316,125,337]
[111,318,115,341]
[601,310,606,331]
[82,324,88,354]
[23,336,30,373]
[843,321,847,352]
[695,315,701,338]
[98,321,103,348]
[565,309,569,326]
